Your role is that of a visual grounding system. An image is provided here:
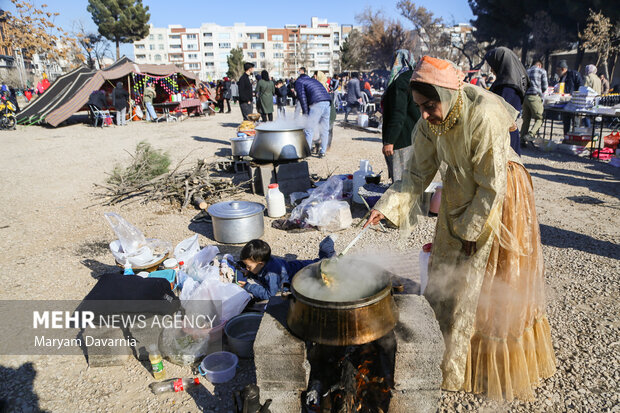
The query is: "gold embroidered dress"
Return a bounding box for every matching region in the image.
[374,56,556,401]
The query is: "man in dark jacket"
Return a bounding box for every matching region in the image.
[344,72,362,122]
[295,67,332,157]
[112,81,129,126]
[555,59,583,135]
[238,63,254,120]
[222,77,232,113]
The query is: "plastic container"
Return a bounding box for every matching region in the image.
[225,312,263,358]
[198,351,238,383]
[148,345,166,380]
[266,184,286,218]
[352,160,373,204]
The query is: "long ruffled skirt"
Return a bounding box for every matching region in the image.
[462,162,556,401]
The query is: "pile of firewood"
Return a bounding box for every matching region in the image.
[94,157,248,209]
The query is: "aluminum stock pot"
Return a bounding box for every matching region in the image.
[249,126,311,161]
[230,136,254,157]
[286,260,398,346]
[207,201,265,244]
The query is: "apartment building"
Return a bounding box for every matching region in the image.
[133,17,357,81]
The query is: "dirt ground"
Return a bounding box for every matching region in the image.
[0,107,618,412]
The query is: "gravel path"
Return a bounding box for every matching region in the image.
[0,108,618,412]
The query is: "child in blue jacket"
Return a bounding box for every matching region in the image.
[237,238,335,301]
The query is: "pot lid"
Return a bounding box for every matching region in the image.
[255,124,305,132]
[208,200,264,219]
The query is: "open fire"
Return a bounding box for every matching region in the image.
[304,332,396,413]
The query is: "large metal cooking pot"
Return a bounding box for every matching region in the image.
[207,201,265,244]
[230,136,254,157]
[287,259,398,346]
[249,125,311,161]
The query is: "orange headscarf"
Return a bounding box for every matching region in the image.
[410,56,464,90]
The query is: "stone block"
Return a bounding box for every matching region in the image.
[250,163,276,195]
[275,161,311,196]
[260,389,302,413]
[254,296,305,354]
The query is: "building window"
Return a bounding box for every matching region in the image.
[248,33,262,40]
[250,43,264,50]
[247,52,256,59]
[154,54,162,61]
[149,44,155,50]
[185,44,198,50]
[204,52,214,57]
[205,62,215,66]
[135,44,145,49]
[203,32,212,37]
[187,53,198,60]
[219,42,231,48]
[186,34,197,39]
[259,52,265,58]
[273,43,284,49]
[188,63,200,69]
[169,35,180,40]
[170,44,181,49]
[219,32,231,39]
[159,44,164,50]
[149,34,154,40]
[136,54,146,59]
[272,34,283,41]
[204,42,213,48]
[273,53,284,58]
[158,34,163,40]
[288,34,297,41]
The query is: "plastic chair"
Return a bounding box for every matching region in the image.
[361,93,376,114]
[89,104,111,127]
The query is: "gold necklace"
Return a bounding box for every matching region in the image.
[428,88,463,136]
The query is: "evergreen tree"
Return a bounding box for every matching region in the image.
[87,0,150,60]
[226,48,245,80]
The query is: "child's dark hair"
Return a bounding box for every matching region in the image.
[240,239,271,263]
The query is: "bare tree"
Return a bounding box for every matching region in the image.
[579,9,619,80]
[74,21,112,69]
[0,0,85,85]
[355,8,413,69]
[397,0,447,57]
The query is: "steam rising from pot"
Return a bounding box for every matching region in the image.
[291,254,391,302]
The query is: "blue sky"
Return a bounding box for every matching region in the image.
[2,0,474,59]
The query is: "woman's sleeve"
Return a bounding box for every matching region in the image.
[374,125,439,227]
[452,111,507,242]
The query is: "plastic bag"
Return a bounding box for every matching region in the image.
[174,234,201,263]
[109,238,172,267]
[159,312,225,366]
[305,200,352,231]
[180,278,250,323]
[419,250,430,295]
[183,246,220,282]
[104,212,146,253]
[289,176,343,224]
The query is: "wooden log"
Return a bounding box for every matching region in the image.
[192,194,208,210]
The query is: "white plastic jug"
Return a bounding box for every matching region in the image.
[352,160,373,204]
[266,184,286,217]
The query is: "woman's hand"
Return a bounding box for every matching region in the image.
[364,210,385,228]
[237,280,247,287]
[382,144,394,157]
